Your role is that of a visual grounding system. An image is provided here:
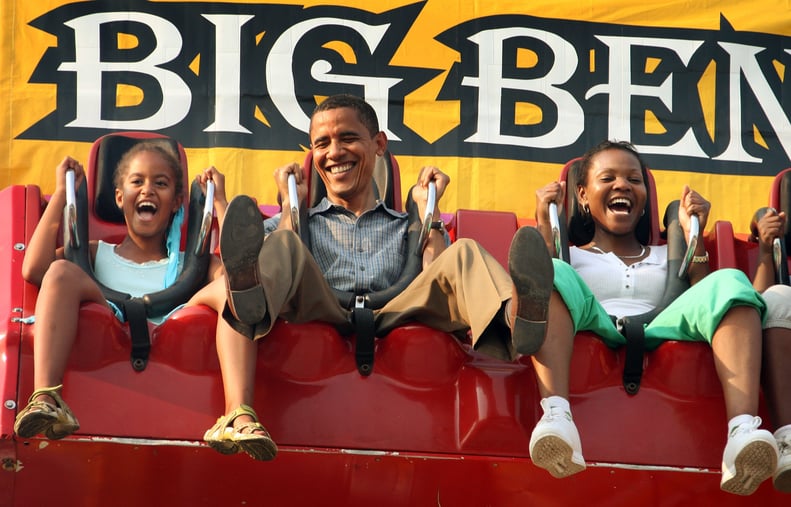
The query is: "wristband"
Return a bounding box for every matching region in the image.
[691,252,709,264]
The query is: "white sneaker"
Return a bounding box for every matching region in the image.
[528,398,586,478]
[775,430,791,493]
[720,416,779,496]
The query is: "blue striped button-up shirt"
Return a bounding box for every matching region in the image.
[264,198,408,293]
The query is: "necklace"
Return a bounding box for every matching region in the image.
[589,245,646,259]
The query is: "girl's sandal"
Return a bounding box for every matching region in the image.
[14,384,80,440]
[203,404,278,461]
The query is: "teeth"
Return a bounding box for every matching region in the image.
[609,198,631,206]
[137,201,157,212]
[330,162,353,175]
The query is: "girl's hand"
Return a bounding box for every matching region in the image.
[55,156,85,196]
[755,208,786,253]
[535,181,565,223]
[196,166,228,210]
[679,185,711,234]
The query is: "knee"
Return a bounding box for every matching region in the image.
[711,268,752,288]
[722,304,761,325]
[40,259,87,290]
[266,228,302,251]
[186,277,226,311]
[450,237,479,254]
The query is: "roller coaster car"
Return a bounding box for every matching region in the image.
[0,146,785,506]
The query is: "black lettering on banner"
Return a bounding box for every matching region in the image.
[18,1,791,176]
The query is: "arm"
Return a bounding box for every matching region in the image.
[535,181,566,256]
[410,166,450,268]
[678,185,711,286]
[22,157,85,286]
[752,208,786,292]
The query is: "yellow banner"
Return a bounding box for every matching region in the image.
[2,1,790,233]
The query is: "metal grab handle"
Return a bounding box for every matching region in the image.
[195,179,215,256]
[773,237,785,284]
[64,169,80,249]
[549,202,564,261]
[288,173,300,235]
[416,181,437,255]
[678,214,700,278]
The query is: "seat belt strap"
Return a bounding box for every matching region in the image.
[620,316,645,395]
[352,296,375,376]
[124,299,151,372]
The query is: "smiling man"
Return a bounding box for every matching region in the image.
[201,94,555,461]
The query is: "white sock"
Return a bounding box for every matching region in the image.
[727,414,756,436]
[775,424,791,441]
[544,395,570,413]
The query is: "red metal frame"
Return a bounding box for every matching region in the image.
[2,155,789,504]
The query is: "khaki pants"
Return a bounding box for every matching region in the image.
[236,230,513,350]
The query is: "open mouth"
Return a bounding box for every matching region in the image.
[607,197,633,215]
[136,200,158,220]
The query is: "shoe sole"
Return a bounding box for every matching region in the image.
[14,412,58,439]
[45,420,80,440]
[207,440,241,455]
[240,437,278,462]
[530,434,586,479]
[220,196,267,325]
[721,440,777,495]
[508,227,553,355]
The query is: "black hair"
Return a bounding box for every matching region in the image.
[571,140,652,245]
[113,141,184,198]
[311,94,380,136]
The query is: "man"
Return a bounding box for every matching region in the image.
[207,93,555,461]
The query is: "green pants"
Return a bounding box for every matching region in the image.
[552,261,767,350]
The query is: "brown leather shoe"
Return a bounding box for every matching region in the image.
[507,226,553,355]
[220,195,267,325]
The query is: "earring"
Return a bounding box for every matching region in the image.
[583,203,590,214]
[641,208,645,216]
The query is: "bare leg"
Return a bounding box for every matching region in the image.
[527,290,585,478]
[762,327,791,429]
[714,306,778,495]
[187,277,263,431]
[530,291,574,399]
[14,260,104,438]
[33,260,106,397]
[216,318,258,417]
[711,306,762,419]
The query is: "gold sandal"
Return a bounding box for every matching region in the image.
[203,404,278,461]
[14,384,80,440]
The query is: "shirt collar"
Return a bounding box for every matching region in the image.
[309,197,407,219]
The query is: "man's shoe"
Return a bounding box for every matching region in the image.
[220,195,267,325]
[529,398,586,478]
[720,416,778,496]
[774,429,791,493]
[507,226,553,355]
